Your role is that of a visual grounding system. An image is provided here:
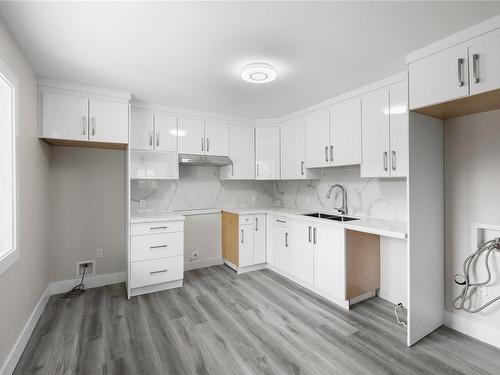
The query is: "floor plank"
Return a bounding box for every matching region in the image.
[14,265,500,375]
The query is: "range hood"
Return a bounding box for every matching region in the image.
[178,153,232,167]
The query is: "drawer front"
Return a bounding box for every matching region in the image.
[131,220,183,236]
[131,232,183,262]
[239,214,253,225]
[131,256,183,288]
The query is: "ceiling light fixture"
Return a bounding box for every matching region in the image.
[241,62,277,84]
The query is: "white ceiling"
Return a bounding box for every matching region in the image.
[1,2,500,119]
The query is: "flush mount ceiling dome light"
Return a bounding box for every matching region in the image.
[241,62,277,84]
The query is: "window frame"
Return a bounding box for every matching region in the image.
[0,57,18,276]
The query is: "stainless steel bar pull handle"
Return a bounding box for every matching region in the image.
[241,229,244,243]
[473,53,480,83]
[156,131,160,147]
[457,58,464,87]
[150,269,168,275]
[285,232,289,247]
[301,161,305,175]
[308,226,312,243]
[82,116,87,135]
[256,164,259,177]
[392,151,396,171]
[383,151,388,172]
[150,245,168,249]
[313,227,317,244]
[255,218,258,231]
[150,226,168,230]
[325,146,328,162]
[201,137,204,151]
[149,131,153,146]
[91,117,96,136]
[206,138,210,152]
[330,145,333,162]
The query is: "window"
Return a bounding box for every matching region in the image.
[0,58,17,275]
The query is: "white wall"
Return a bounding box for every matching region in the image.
[48,147,125,282]
[444,109,500,345]
[0,21,50,371]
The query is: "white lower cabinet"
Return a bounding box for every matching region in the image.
[273,218,291,272]
[222,212,266,273]
[289,220,314,284]
[129,220,184,296]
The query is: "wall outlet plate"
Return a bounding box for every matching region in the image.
[76,260,96,278]
[139,199,146,209]
[190,250,199,261]
[96,248,104,258]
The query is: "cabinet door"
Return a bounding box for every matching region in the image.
[273,223,291,272]
[281,117,308,180]
[42,92,88,141]
[89,98,129,143]
[361,88,390,178]
[409,44,469,109]
[255,126,280,180]
[239,224,254,267]
[205,121,229,156]
[253,214,266,264]
[389,81,409,177]
[178,117,205,155]
[130,110,154,150]
[221,125,254,179]
[154,114,178,152]
[290,221,314,284]
[330,98,361,166]
[313,225,345,300]
[468,28,500,96]
[305,108,330,168]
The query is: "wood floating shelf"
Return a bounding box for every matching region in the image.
[413,88,500,120]
[42,138,127,150]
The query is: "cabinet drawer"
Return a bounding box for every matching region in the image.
[131,256,183,288]
[131,221,183,236]
[131,232,183,262]
[239,214,253,225]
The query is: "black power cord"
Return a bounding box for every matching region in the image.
[61,263,88,299]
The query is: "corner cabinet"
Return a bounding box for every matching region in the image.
[220,124,255,180]
[255,126,280,180]
[222,212,266,273]
[39,81,130,148]
[361,80,408,178]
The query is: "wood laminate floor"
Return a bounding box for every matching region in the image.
[14,265,500,375]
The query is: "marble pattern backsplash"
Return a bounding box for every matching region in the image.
[131,165,407,222]
[275,166,407,221]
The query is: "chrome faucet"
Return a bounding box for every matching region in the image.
[326,184,348,215]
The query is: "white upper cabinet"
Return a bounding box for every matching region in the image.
[89,98,129,144]
[409,44,469,109]
[154,114,177,152]
[330,98,361,167]
[42,92,89,141]
[305,108,330,168]
[178,117,205,155]
[255,126,280,180]
[205,121,229,156]
[361,87,391,178]
[281,117,319,180]
[361,81,408,178]
[221,125,254,180]
[130,110,154,150]
[468,28,500,96]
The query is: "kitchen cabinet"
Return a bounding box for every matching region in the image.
[255,126,280,180]
[205,121,229,156]
[220,125,255,180]
[468,28,500,96]
[273,218,291,272]
[281,117,320,180]
[42,91,129,145]
[289,220,314,284]
[313,224,345,300]
[178,118,229,156]
[130,111,177,152]
[154,115,178,152]
[222,212,266,273]
[304,97,361,169]
[129,150,179,180]
[361,81,408,178]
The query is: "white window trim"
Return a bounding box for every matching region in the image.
[0,57,19,276]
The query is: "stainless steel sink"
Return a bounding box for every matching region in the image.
[302,212,360,222]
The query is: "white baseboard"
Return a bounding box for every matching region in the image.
[0,285,50,375]
[184,256,223,271]
[444,311,500,349]
[50,271,125,295]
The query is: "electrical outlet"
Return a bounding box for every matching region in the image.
[190,250,199,261]
[139,199,146,209]
[96,248,104,258]
[76,260,95,278]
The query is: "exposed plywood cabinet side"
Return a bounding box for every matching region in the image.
[346,230,380,299]
[222,211,239,266]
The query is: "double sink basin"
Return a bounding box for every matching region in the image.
[302,212,360,222]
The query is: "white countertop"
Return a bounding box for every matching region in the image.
[130,211,185,223]
[222,207,407,240]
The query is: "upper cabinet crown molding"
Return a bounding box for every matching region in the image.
[38,78,131,102]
